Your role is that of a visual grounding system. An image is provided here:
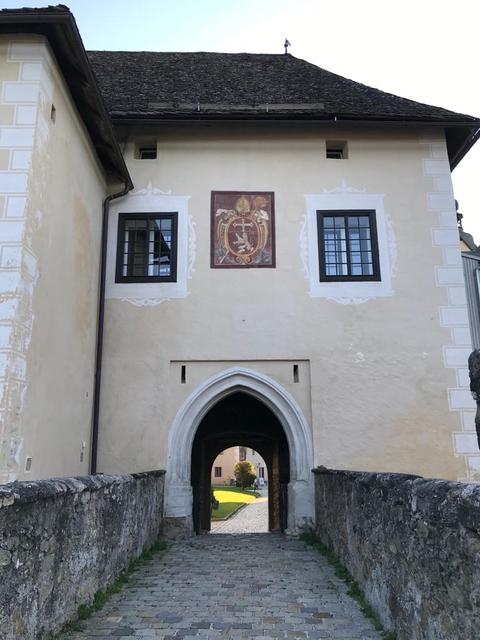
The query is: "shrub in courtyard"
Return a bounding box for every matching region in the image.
[234,460,256,489]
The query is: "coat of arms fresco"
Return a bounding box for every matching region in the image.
[211,191,275,268]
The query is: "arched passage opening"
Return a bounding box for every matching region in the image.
[191,392,290,533]
[164,367,314,536]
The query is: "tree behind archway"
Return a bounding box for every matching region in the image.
[234,460,256,488]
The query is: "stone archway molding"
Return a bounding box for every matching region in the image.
[164,367,314,535]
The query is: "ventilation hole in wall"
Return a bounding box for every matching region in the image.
[293,364,299,383]
[25,456,32,472]
[326,140,348,159]
[135,140,157,159]
[50,104,56,123]
[181,365,186,384]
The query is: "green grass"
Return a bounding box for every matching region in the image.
[211,486,261,520]
[300,532,396,640]
[212,485,260,497]
[53,538,168,637]
[212,501,245,519]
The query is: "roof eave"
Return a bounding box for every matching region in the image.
[448,126,480,171]
[110,111,480,168]
[0,7,132,187]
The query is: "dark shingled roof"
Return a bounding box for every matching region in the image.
[87,50,478,125]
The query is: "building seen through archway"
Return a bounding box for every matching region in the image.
[210,446,268,487]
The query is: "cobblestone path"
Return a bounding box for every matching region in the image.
[210,498,268,534]
[63,534,383,640]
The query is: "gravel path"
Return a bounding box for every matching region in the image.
[210,498,268,534]
[61,533,383,640]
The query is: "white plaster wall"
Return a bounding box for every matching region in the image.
[98,124,472,483]
[245,449,269,483]
[0,36,107,482]
[211,446,239,485]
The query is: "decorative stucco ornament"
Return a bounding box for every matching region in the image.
[322,180,367,195]
[132,181,172,197]
[187,215,196,280]
[120,297,171,307]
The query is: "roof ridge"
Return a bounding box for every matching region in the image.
[87,50,292,56]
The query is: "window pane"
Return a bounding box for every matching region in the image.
[323,220,347,276]
[125,219,146,230]
[351,252,361,264]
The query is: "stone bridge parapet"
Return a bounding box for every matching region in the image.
[313,467,480,640]
[0,470,165,639]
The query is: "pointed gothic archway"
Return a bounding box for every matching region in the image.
[164,367,314,536]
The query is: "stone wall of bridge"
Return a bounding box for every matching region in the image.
[0,470,165,639]
[313,467,480,640]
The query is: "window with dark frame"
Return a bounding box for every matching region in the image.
[214,466,222,478]
[115,213,177,283]
[317,210,381,282]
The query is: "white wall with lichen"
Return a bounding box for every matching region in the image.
[0,36,107,482]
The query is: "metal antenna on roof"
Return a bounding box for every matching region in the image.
[284,38,291,55]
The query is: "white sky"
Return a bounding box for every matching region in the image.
[2,0,479,239]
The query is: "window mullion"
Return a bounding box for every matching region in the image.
[145,217,151,277]
[344,215,352,276]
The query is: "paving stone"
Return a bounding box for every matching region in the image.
[59,533,383,640]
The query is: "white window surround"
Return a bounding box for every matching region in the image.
[106,185,193,306]
[302,187,395,303]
